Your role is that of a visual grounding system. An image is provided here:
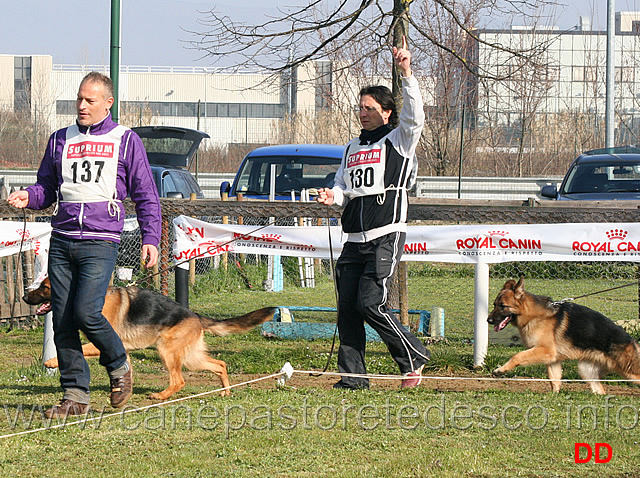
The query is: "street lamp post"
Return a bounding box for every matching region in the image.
[110,0,121,122]
[605,0,615,147]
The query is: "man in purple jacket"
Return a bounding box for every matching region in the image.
[8,72,161,418]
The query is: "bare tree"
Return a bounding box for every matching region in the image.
[119,102,155,128]
[188,0,554,80]
[411,0,481,176]
[186,0,558,177]
[28,65,58,165]
[0,65,55,168]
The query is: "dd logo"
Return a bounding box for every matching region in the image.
[574,443,612,464]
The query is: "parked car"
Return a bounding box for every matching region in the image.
[133,126,209,199]
[117,126,209,272]
[541,146,640,200]
[220,144,344,200]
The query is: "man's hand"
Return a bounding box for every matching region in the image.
[316,187,335,206]
[142,244,159,269]
[393,35,412,78]
[7,190,29,209]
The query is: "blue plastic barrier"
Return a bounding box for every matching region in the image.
[261,306,440,341]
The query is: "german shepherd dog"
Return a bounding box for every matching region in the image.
[487,278,640,394]
[24,277,275,400]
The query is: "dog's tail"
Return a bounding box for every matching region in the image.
[201,307,276,336]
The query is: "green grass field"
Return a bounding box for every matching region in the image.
[1,270,640,477]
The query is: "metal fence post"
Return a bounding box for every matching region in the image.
[175,266,189,308]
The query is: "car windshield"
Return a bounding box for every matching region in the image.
[563,162,640,194]
[235,156,339,195]
[140,137,193,156]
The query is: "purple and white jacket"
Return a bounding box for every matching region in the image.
[25,113,161,246]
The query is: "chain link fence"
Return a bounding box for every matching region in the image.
[118,199,640,343]
[2,199,640,342]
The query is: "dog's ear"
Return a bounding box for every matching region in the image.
[503,279,517,290]
[514,277,525,299]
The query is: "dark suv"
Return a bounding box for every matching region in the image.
[133,126,208,199]
[541,146,640,200]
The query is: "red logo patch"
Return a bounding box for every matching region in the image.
[347,149,381,167]
[67,142,114,159]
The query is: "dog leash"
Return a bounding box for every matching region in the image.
[551,280,640,306]
[7,208,28,331]
[310,205,339,377]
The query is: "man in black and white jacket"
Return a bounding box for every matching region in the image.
[317,36,430,390]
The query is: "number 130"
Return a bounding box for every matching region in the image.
[349,167,374,188]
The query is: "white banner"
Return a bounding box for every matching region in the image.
[0,221,51,287]
[0,222,51,258]
[172,215,640,265]
[172,216,343,269]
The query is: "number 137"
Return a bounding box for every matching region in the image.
[71,160,105,183]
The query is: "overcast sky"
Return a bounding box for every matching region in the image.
[1,0,633,67]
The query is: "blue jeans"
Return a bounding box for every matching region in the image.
[48,235,127,394]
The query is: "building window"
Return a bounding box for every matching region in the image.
[56,100,285,119]
[572,66,584,82]
[14,56,32,114]
[228,103,240,117]
[281,66,298,114]
[216,104,228,117]
[616,66,635,83]
[315,60,332,111]
[585,66,601,83]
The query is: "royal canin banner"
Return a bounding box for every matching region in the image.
[173,215,640,266]
[0,222,51,287]
[0,222,51,258]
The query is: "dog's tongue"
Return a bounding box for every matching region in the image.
[495,316,512,332]
[35,302,51,315]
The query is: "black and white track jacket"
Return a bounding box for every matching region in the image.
[332,75,425,243]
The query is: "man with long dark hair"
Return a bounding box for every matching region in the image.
[317,37,430,390]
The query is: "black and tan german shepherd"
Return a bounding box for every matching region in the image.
[487,277,640,394]
[24,277,275,400]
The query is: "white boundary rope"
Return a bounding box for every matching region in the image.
[3,361,640,440]
[290,369,640,383]
[0,371,284,440]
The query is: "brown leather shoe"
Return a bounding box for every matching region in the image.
[110,368,133,408]
[44,399,90,419]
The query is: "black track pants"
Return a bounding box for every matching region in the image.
[334,232,430,389]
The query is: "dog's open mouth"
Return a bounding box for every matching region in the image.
[35,301,51,315]
[494,315,514,332]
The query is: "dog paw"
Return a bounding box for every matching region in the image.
[220,389,232,397]
[148,392,166,401]
[492,367,506,376]
[44,358,59,368]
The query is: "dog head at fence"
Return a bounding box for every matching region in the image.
[22,276,52,315]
